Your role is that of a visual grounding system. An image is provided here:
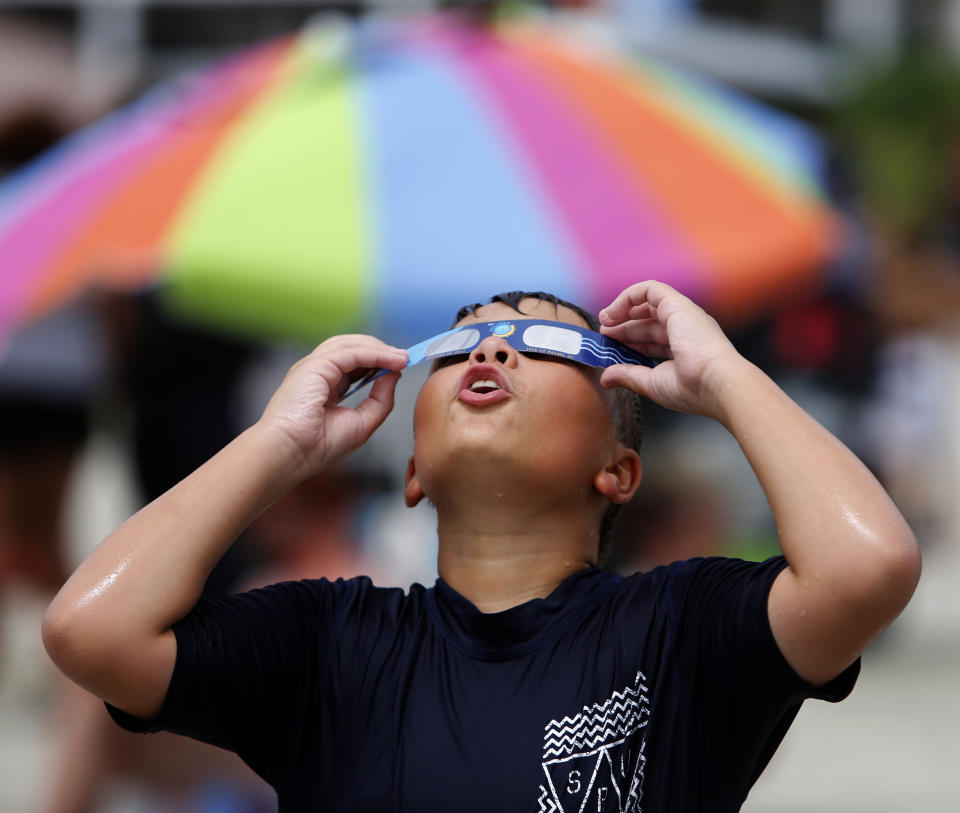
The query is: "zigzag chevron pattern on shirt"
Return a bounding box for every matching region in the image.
[542,672,650,761]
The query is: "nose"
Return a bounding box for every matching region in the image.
[468,336,519,367]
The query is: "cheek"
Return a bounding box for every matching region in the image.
[411,377,450,454]
[525,380,616,449]
[411,387,436,444]
[540,369,607,416]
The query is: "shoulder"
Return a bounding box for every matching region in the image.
[310,576,432,628]
[178,575,414,637]
[171,576,433,675]
[633,555,787,596]
[232,574,372,615]
[615,556,788,627]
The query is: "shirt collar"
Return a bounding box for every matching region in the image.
[425,566,619,660]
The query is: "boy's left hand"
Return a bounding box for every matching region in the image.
[602,283,921,690]
[598,280,747,420]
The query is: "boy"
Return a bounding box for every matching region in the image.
[43,281,920,811]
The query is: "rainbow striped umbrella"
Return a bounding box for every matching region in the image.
[0,13,838,347]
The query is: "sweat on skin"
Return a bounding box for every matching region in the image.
[41,281,920,800]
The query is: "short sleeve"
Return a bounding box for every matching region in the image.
[106,576,360,784]
[665,556,859,800]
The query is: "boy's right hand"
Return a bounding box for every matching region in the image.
[43,334,403,724]
[258,335,408,481]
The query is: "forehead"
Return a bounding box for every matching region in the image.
[456,298,592,329]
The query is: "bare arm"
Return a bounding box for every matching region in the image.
[42,336,407,719]
[599,281,921,686]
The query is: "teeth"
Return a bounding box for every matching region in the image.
[470,379,500,392]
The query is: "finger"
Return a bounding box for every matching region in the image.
[319,344,409,380]
[314,334,409,366]
[321,335,408,363]
[632,343,672,360]
[352,370,401,440]
[598,301,656,325]
[332,366,379,401]
[599,287,647,327]
[625,302,657,321]
[601,324,673,360]
[599,281,684,326]
[317,333,406,353]
[601,318,669,348]
[600,364,656,397]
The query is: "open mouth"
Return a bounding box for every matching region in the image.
[459,364,511,405]
[468,379,501,395]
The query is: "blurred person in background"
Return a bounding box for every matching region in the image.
[0,304,96,720]
[0,16,386,801]
[0,28,124,806]
[0,305,96,813]
[835,49,960,547]
[39,293,276,812]
[0,11,121,597]
[0,16,125,175]
[607,460,728,573]
[0,322,91,597]
[245,466,391,590]
[41,293,393,812]
[42,281,920,811]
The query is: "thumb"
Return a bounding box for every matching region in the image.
[601,364,655,398]
[352,371,401,441]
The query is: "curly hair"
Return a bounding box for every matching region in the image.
[453,291,643,565]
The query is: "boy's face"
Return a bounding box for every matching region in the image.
[406,298,629,508]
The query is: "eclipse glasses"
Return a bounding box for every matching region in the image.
[343,319,656,400]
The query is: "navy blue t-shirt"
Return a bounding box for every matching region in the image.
[109,556,859,811]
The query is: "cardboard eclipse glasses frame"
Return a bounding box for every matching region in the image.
[343,319,657,400]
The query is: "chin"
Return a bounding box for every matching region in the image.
[429,441,573,493]
[438,434,519,472]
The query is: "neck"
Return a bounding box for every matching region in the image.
[434,500,599,613]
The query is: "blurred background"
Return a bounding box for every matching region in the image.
[0,0,958,810]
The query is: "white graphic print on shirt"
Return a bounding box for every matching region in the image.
[537,671,650,813]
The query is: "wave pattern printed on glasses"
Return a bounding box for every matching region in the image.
[579,337,635,366]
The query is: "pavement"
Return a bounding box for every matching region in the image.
[743,539,960,812]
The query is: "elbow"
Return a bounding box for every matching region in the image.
[887,529,922,608]
[43,596,174,717]
[859,526,922,621]
[808,521,922,626]
[42,596,111,685]
[42,598,83,676]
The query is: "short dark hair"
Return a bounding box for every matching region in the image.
[454,291,643,565]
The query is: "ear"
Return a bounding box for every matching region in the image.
[593,446,642,505]
[404,455,426,508]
